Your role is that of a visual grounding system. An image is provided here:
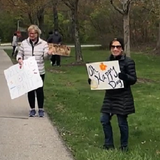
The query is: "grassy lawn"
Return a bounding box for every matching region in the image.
[5,48,160,160]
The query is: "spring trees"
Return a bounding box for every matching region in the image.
[110,0,133,57]
[61,0,83,62]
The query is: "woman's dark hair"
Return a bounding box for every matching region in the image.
[109,37,124,50]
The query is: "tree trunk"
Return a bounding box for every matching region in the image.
[28,12,34,24]
[71,7,83,62]
[110,0,131,57]
[123,13,130,57]
[37,8,44,31]
[53,0,58,30]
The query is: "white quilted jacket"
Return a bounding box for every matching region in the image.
[16,38,49,75]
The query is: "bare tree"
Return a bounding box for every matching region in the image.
[110,0,133,57]
[61,0,83,62]
[52,0,59,31]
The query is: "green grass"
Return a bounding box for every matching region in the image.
[5,48,160,160]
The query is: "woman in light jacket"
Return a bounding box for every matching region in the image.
[17,24,52,117]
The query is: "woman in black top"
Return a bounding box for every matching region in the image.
[88,38,137,151]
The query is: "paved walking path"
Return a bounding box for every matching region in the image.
[0,49,74,160]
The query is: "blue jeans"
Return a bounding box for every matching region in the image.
[100,113,128,147]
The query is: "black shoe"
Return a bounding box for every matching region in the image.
[119,146,128,152]
[38,109,44,117]
[29,109,36,117]
[103,145,115,150]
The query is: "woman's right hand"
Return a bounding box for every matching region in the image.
[18,58,23,68]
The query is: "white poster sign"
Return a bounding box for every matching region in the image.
[86,61,124,90]
[4,57,43,99]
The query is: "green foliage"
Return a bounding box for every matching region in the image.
[44,12,72,43]
[87,2,123,46]
[1,0,160,48]
[0,12,17,42]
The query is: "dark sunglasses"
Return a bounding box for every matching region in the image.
[111,45,122,49]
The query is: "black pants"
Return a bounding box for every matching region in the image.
[28,74,45,109]
[51,55,61,66]
[12,46,16,57]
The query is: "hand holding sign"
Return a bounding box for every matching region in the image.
[88,78,91,85]
[18,58,23,69]
[118,72,128,81]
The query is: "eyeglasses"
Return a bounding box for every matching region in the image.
[111,45,122,49]
[29,32,37,35]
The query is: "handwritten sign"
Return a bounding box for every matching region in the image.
[86,61,124,90]
[48,43,71,56]
[4,57,43,99]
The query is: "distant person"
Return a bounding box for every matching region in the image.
[47,29,62,66]
[16,24,52,117]
[11,33,18,57]
[88,38,137,151]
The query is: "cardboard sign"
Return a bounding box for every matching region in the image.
[48,43,71,56]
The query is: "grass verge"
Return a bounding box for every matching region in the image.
[5,48,160,160]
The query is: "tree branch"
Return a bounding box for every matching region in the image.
[61,0,72,8]
[124,0,131,14]
[110,0,124,15]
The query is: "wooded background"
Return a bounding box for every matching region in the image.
[0,0,159,60]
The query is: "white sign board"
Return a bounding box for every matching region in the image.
[86,61,124,90]
[4,57,43,99]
